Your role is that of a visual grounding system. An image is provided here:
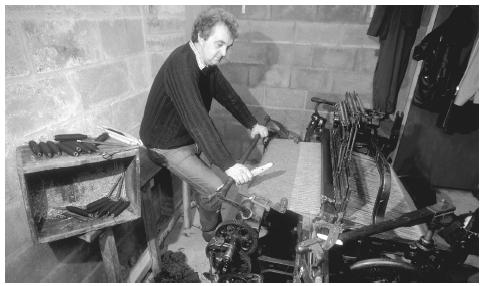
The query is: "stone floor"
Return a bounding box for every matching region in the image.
[163,181,244,283]
[163,187,479,283]
[164,208,211,282]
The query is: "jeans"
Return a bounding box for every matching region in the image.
[147,144,227,232]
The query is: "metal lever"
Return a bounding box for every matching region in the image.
[219,196,253,219]
[297,200,456,253]
[217,163,273,220]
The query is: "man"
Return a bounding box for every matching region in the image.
[139,8,268,242]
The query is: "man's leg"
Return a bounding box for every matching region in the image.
[147,145,225,240]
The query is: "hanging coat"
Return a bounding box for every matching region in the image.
[412,6,477,113]
[440,36,479,134]
[368,6,423,114]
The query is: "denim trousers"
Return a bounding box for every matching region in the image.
[147,144,227,232]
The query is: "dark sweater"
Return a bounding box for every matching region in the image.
[140,42,257,171]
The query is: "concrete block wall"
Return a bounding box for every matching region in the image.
[5,5,380,282]
[206,5,379,158]
[5,5,186,282]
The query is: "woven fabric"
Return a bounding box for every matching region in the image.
[247,139,425,241]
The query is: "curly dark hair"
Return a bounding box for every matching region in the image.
[191,8,239,43]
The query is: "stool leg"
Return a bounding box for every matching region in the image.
[182,181,191,229]
[99,227,122,282]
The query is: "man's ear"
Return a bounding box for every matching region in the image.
[197,32,203,43]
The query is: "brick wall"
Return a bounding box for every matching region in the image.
[205,5,379,158]
[5,5,186,282]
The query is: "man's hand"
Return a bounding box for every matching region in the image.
[225,163,253,185]
[250,123,269,138]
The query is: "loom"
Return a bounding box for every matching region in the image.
[204,93,452,283]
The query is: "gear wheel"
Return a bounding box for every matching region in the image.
[206,245,252,275]
[214,220,259,255]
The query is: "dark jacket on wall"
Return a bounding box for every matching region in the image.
[411,6,478,133]
[368,5,423,114]
[412,6,477,111]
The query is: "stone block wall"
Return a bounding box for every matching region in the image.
[205,5,379,158]
[5,5,380,282]
[5,5,186,282]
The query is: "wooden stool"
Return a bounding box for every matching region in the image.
[182,181,192,229]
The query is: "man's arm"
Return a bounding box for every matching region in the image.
[212,67,258,129]
[165,65,236,171]
[166,67,255,184]
[213,67,268,138]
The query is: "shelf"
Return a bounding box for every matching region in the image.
[17,145,139,174]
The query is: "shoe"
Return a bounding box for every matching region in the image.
[202,229,216,242]
[202,212,222,242]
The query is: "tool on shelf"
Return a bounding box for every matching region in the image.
[84,171,130,218]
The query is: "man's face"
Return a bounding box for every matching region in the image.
[197,23,234,66]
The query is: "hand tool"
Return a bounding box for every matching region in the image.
[96,175,124,217]
[62,141,82,153]
[28,140,43,158]
[87,174,123,208]
[86,197,111,212]
[46,141,62,156]
[248,162,273,176]
[111,200,130,217]
[52,206,94,219]
[86,171,128,218]
[105,199,125,216]
[38,141,53,158]
[100,126,143,146]
[78,140,129,147]
[57,141,79,156]
[101,146,140,160]
[54,133,88,141]
[72,141,93,153]
[95,132,110,142]
[96,200,119,217]
[79,142,98,152]
[65,205,92,217]
[61,211,91,222]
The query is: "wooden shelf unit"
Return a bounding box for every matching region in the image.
[16,145,141,244]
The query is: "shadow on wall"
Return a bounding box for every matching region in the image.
[214,31,281,163]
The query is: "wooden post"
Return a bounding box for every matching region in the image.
[98,227,122,283]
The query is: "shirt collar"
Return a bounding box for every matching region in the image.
[189,41,207,71]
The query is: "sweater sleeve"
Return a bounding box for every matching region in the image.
[165,63,236,171]
[212,67,258,129]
